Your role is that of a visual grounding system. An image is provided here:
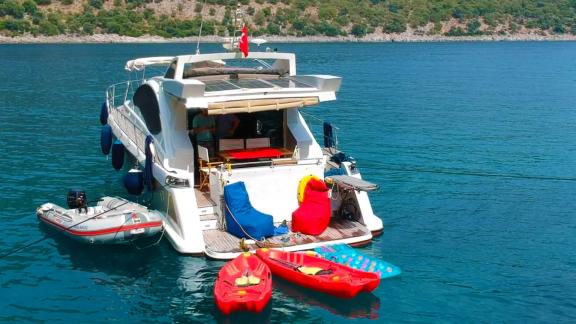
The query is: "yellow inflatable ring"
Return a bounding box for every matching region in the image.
[297,174,321,204]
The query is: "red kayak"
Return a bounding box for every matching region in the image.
[256,248,380,299]
[214,252,272,315]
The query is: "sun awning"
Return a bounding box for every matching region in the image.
[125,56,175,71]
[206,97,319,115]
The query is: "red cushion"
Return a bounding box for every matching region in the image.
[226,148,282,160]
[305,178,329,192]
[292,179,331,235]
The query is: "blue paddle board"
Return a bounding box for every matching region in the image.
[314,244,402,279]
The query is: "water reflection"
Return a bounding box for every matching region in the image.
[40,222,165,277]
[213,301,272,324]
[273,277,381,320]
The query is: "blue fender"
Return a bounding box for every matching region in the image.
[100,125,113,155]
[99,102,108,125]
[111,140,125,170]
[124,169,144,195]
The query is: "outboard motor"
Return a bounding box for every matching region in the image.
[67,189,87,213]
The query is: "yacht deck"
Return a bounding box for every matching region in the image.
[194,188,216,208]
[203,218,372,259]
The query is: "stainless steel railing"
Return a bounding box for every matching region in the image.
[105,80,167,168]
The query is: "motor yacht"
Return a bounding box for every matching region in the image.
[103,50,383,259]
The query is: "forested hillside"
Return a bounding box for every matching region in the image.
[1,0,576,38]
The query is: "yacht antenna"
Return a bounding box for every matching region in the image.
[195,0,207,55]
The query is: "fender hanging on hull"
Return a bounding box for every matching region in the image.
[100,124,113,155]
[111,140,125,170]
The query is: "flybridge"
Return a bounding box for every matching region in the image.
[124,52,295,74]
[124,52,342,112]
[161,74,341,113]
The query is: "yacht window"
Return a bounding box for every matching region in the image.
[133,84,162,134]
[164,61,176,79]
[231,111,283,147]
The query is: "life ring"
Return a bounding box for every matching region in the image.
[297,174,321,204]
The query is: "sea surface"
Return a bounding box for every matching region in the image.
[1,42,576,323]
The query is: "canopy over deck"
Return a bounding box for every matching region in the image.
[125,56,175,71]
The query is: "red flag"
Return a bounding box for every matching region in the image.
[239,26,249,57]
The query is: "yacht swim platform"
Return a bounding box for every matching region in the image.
[203,219,373,259]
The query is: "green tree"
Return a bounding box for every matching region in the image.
[0,0,25,18]
[89,0,103,9]
[384,15,406,33]
[351,23,367,37]
[22,0,38,14]
[467,19,482,35]
[39,19,59,35]
[3,16,30,34]
[267,21,280,34]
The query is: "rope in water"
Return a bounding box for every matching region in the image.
[354,158,576,182]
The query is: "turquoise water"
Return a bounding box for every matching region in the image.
[1,42,576,322]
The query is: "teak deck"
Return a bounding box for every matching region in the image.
[203,218,371,255]
[194,188,216,208]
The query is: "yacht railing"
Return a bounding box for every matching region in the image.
[106,80,167,169]
[300,111,339,151]
[106,79,144,110]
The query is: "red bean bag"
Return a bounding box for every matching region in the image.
[291,178,331,235]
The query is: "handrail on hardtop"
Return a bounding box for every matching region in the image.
[300,111,339,150]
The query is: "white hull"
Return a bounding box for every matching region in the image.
[104,51,383,259]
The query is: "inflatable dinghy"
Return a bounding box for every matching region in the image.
[37,195,163,244]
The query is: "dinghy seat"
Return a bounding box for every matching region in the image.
[224,181,274,239]
[235,275,261,286]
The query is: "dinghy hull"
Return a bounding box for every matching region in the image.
[37,197,163,245]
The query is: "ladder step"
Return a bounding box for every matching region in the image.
[199,213,218,221]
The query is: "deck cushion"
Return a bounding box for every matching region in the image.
[291,178,331,235]
[224,181,274,239]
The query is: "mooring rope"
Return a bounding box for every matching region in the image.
[224,203,284,249]
[359,161,576,182]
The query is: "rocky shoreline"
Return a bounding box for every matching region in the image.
[2,32,576,44]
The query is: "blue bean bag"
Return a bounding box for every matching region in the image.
[224,181,274,239]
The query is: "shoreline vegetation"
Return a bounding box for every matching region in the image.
[3,32,576,44]
[3,1,576,44]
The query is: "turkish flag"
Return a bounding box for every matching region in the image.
[239,26,249,57]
